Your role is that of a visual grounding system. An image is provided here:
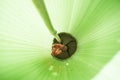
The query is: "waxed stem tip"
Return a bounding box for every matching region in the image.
[51,32,77,60]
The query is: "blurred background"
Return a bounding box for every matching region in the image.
[0,0,120,80]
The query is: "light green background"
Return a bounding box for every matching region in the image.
[0,0,120,80]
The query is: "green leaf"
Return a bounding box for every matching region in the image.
[0,0,120,80]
